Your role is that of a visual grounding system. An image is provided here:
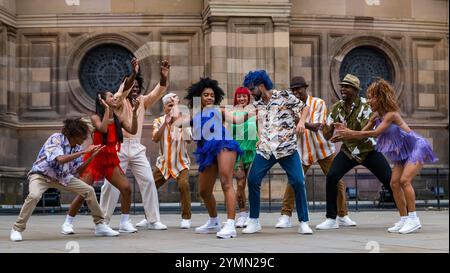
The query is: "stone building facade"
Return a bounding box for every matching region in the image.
[0,0,448,205]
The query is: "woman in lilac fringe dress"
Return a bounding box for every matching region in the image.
[332,79,437,234]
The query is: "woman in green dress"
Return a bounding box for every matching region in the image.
[231,87,258,228]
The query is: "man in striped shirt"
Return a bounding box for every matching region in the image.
[275,76,357,228]
[152,93,193,229]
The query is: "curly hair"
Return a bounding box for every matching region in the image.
[243,70,273,90]
[61,118,90,139]
[185,77,225,108]
[366,78,400,113]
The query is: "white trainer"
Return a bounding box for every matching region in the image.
[337,215,357,227]
[195,218,222,234]
[275,215,292,228]
[298,221,313,235]
[61,222,75,235]
[119,220,138,233]
[235,216,248,228]
[387,219,406,233]
[216,222,237,239]
[399,217,422,234]
[95,223,120,237]
[148,221,168,230]
[10,229,23,242]
[180,219,192,229]
[315,218,339,230]
[242,218,262,234]
[135,219,148,228]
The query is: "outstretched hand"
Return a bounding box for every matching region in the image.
[160,60,170,85]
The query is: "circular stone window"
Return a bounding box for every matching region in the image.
[339,46,393,96]
[79,44,134,100]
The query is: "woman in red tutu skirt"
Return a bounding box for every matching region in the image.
[63,91,139,234]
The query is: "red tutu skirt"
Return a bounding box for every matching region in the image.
[81,123,124,182]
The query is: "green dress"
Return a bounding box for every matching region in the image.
[231,111,258,170]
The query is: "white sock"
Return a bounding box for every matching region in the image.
[226,219,235,226]
[408,212,417,219]
[209,217,219,224]
[400,216,408,222]
[120,214,130,224]
[239,211,248,217]
[65,215,74,225]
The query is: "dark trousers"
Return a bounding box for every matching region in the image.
[326,150,393,219]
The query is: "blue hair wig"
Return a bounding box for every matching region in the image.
[243,70,273,90]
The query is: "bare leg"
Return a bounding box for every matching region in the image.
[390,164,407,216]
[199,163,219,217]
[399,163,422,213]
[234,163,247,212]
[217,150,237,220]
[108,167,132,214]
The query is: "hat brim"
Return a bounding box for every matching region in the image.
[290,84,309,89]
[339,81,361,90]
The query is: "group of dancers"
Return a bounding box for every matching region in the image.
[10,57,437,241]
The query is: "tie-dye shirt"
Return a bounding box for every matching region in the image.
[327,96,376,163]
[29,133,83,186]
[253,89,305,160]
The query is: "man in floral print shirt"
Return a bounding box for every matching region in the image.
[241,70,314,235]
[316,74,394,230]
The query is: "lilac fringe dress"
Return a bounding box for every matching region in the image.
[192,107,242,172]
[374,117,438,165]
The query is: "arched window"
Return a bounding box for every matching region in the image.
[79,44,134,99]
[339,46,393,96]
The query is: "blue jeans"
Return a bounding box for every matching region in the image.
[247,152,309,222]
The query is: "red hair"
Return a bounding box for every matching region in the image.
[233,87,251,106]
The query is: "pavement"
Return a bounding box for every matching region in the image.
[0,210,448,253]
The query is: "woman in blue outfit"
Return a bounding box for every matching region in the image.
[175,77,244,239]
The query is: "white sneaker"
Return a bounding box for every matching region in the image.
[399,217,422,234]
[275,215,292,228]
[10,229,22,242]
[180,219,192,229]
[242,218,262,234]
[148,221,168,230]
[61,222,75,235]
[387,219,406,233]
[195,218,222,234]
[235,216,248,228]
[298,221,313,235]
[216,222,237,239]
[95,223,120,237]
[244,217,251,227]
[337,215,357,227]
[119,220,138,233]
[135,219,148,228]
[315,218,339,230]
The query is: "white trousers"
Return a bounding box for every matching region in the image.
[100,138,161,223]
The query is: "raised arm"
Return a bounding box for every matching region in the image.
[113,58,139,107]
[91,95,112,134]
[152,116,168,143]
[120,99,139,135]
[142,60,170,109]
